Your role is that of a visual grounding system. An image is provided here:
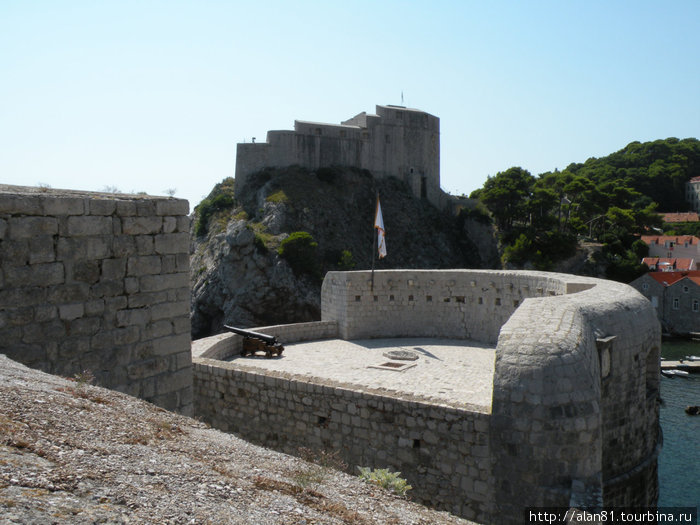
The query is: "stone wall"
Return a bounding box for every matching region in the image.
[0,185,193,415]
[235,105,443,207]
[321,269,590,344]
[193,359,493,523]
[194,269,661,523]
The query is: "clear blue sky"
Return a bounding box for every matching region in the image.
[2,1,699,209]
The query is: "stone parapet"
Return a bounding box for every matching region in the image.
[193,359,493,523]
[195,269,661,523]
[0,185,193,415]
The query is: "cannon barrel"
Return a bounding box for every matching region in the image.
[224,325,278,345]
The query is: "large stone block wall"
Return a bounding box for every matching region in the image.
[491,276,660,523]
[322,269,588,344]
[194,269,661,523]
[193,360,493,523]
[0,185,193,415]
[235,105,443,207]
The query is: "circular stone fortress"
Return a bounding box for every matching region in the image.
[193,269,661,524]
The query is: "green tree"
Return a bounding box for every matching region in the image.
[478,167,534,231]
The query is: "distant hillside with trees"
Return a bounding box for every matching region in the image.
[470,137,700,281]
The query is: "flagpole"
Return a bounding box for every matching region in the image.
[371,193,377,292]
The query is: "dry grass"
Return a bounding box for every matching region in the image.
[253,476,369,525]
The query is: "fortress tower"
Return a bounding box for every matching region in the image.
[235,105,442,207]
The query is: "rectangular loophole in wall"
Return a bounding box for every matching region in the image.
[455,296,465,303]
[408,295,414,301]
[443,297,450,303]
[426,295,432,302]
[478,297,483,305]
[513,300,519,307]
[413,439,421,449]
[355,295,361,302]
[495,298,501,306]
[389,295,395,302]
[373,295,378,302]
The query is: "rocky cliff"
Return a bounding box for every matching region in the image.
[190,167,498,339]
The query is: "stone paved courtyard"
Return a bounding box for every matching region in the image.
[226,337,496,412]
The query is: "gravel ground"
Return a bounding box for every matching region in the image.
[0,355,478,524]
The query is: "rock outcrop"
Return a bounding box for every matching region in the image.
[0,353,475,524]
[190,167,498,338]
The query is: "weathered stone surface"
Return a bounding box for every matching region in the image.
[154,233,189,254]
[122,216,163,235]
[127,255,161,276]
[155,199,189,216]
[89,198,117,215]
[67,216,112,236]
[9,216,58,239]
[0,185,192,416]
[194,269,660,525]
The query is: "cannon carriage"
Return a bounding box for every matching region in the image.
[224,325,284,358]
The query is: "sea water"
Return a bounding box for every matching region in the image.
[658,340,700,511]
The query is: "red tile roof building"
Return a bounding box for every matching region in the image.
[661,212,699,223]
[630,270,700,334]
[642,257,696,271]
[641,235,700,260]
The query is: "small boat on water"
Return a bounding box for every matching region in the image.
[662,369,691,378]
[685,406,699,416]
[684,355,700,362]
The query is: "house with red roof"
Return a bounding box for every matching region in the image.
[642,257,696,271]
[630,270,700,334]
[640,235,700,260]
[661,211,699,223]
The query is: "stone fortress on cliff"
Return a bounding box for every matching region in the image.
[235,104,447,208]
[1,147,662,521]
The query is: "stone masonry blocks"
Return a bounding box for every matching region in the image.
[0,185,192,416]
[196,269,660,524]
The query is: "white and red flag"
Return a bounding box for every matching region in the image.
[374,197,387,259]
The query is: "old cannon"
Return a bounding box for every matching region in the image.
[224,325,284,358]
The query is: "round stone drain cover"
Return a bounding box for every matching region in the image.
[382,350,419,361]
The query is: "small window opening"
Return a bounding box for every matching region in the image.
[355,295,361,302]
[478,297,483,305]
[373,295,378,302]
[426,295,433,302]
[412,439,421,449]
[455,296,465,303]
[408,295,414,301]
[443,297,450,303]
[495,298,501,306]
[389,295,395,302]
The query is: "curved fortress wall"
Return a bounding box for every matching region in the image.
[0,185,193,415]
[235,105,442,207]
[194,270,660,523]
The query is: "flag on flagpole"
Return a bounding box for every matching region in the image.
[374,197,387,259]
